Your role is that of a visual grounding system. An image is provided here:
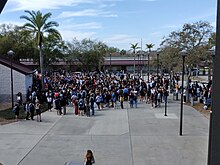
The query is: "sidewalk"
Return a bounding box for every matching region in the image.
[0,98,209,165]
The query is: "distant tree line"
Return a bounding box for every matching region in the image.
[0,10,216,76]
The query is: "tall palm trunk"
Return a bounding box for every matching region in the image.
[39,47,44,90]
[134,54,136,75]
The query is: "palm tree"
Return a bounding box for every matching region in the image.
[146,43,154,52]
[120,49,126,56]
[20,10,61,90]
[130,43,140,75]
[146,43,154,82]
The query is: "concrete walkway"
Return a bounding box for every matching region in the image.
[0,98,209,165]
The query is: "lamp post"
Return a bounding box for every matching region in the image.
[7,50,15,109]
[157,53,159,78]
[179,50,187,136]
[207,46,215,165]
[110,53,112,74]
[148,52,150,82]
[164,89,168,116]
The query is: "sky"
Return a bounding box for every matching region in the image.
[0,0,217,51]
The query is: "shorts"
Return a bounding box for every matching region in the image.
[36,109,41,115]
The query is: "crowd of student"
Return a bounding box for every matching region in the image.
[12,71,213,121]
[20,72,170,119]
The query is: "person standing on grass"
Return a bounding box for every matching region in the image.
[35,100,42,122]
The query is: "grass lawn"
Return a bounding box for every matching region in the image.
[0,103,48,124]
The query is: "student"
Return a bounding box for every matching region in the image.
[47,94,53,111]
[35,100,41,122]
[25,101,30,120]
[119,94,124,109]
[29,101,35,120]
[84,150,95,165]
[78,98,85,116]
[13,103,20,121]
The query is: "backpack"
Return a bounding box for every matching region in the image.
[60,96,66,106]
[12,105,17,112]
[54,98,61,110]
[29,103,35,111]
[78,99,85,110]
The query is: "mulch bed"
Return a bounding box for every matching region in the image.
[193,103,210,119]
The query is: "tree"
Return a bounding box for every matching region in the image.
[120,49,126,56]
[146,43,154,81]
[160,21,213,70]
[160,21,214,102]
[130,43,140,75]
[66,38,108,72]
[0,24,36,61]
[20,10,61,90]
[146,43,154,52]
[43,34,67,70]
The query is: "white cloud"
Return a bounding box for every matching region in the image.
[8,0,121,11]
[58,9,117,18]
[59,22,102,30]
[58,9,101,18]
[8,0,76,11]
[102,34,141,49]
[59,30,96,41]
[150,32,162,37]
[104,34,137,43]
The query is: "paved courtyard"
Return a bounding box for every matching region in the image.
[0,99,209,165]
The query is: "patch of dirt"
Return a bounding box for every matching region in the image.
[193,103,210,119]
[0,103,11,111]
[0,118,15,125]
[0,103,15,125]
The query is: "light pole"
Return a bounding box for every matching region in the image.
[7,50,15,109]
[207,46,215,165]
[164,89,168,116]
[157,53,159,78]
[179,50,187,136]
[110,53,112,74]
[148,52,150,82]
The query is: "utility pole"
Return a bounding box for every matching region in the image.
[208,0,220,164]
